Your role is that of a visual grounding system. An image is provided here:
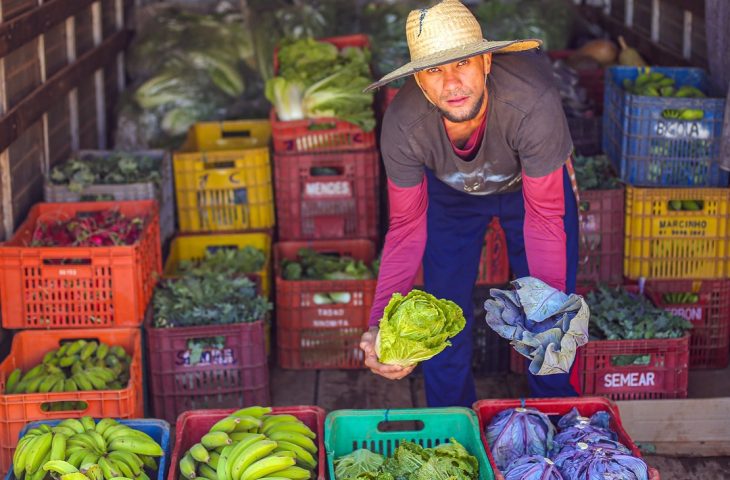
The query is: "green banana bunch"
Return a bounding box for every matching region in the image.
[179,406,318,480]
[6,339,133,403]
[11,416,163,480]
[621,71,707,122]
[662,292,700,304]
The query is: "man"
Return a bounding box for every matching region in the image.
[359,0,582,407]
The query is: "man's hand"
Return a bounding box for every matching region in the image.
[360,327,415,380]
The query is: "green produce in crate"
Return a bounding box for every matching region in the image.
[178,406,318,480]
[5,340,133,410]
[662,292,700,304]
[177,246,266,277]
[281,248,375,281]
[667,199,704,211]
[152,274,271,328]
[11,417,163,480]
[333,438,477,480]
[572,155,621,191]
[49,153,162,193]
[586,285,693,341]
[621,72,707,123]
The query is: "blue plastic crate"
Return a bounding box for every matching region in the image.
[4,419,170,480]
[603,66,728,187]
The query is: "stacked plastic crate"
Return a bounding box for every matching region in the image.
[0,200,158,472]
[145,120,275,425]
[271,35,380,370]
[592,65,729,400]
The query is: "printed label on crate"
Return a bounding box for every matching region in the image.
[655,120,711,140]
[304,181,352,198]
[662,305,706,324]
[600,370,660,391]
[176,347,236,367]
[653,216,716,237]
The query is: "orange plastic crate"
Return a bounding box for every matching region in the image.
[0,200,162,329]
[274,240,376,369]
[0,328,144,473]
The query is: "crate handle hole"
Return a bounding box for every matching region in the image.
[221,129,251,138]
[312,292,351,305]
[667,199,704,211]
[310,166,344,177]
[40,401,88,412]
[376,420,425,433]
[205,160,235,170]
[308,122,337,132]
[42,258,92,266]
[610,354,651,367]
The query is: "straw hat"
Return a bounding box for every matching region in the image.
[365,0,542,92]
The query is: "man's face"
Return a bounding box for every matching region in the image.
[415,53,492,123]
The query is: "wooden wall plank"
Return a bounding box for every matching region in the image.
[1,0,35,21]
[0,29,131,152]
[4,39,41,109]
[46,96,71,167]
[9,120,43,228]
[75,6,94,57]
[77,74,97,148]
[44,21,68,77]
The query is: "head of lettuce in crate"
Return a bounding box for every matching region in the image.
[359,0,583,407]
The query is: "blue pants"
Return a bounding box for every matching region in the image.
[422,167,580,407]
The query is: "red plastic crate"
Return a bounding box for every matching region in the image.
[415,218,510,286]
[377,86,400,120]
[0,200,161,329]
[145,316,270,425]
[168,406,326,480]
[577,187,624,285]
[0,328,144,473]
[274,239,376,369]
[274,149,380,241]
[473,397,659,480]
[271,34,376,154]
[581,335,689,400]
[645,279,730,369]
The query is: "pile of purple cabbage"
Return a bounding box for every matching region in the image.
[486,406,649,479]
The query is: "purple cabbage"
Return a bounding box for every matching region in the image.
[504,456,564,480]
[553,443,648,480]
[557,407,612,431]
[551,424,621,456]
[486,407,556,471]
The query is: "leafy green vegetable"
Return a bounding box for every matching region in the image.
[376,290,465,367]
[586,286,692,341]
[177,246,266,276]
[573,155,621,191]
[334,449,386,480]
[152,274,271,328]
[281,248,374,281]
[334,439,478,480]
[49,152,162,193]
[266,38,375,131]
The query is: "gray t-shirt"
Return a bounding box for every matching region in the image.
[380,49,573,195]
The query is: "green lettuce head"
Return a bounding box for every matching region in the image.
[375,290,465,366]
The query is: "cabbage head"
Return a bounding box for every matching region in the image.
[334,449,386,479]
[551,426,621,457]
[553,443,648,480]
[376,290,465,366]
[557,407,612,431]
[486,407,556,470]
[504,456,564,480]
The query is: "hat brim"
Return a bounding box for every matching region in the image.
[364,38,542,92]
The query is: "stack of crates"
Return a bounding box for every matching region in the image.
[271,35,380,370]
[0,200,158,472]
[145,120,275,425]
[600,65,729,378]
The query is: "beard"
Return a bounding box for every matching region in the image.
[438,91,485,123]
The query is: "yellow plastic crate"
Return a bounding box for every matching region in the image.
[164,232,272,297]
[624,186,730,279]
[174,120,275,232]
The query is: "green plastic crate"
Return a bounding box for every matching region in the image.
[325,407,495,480]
